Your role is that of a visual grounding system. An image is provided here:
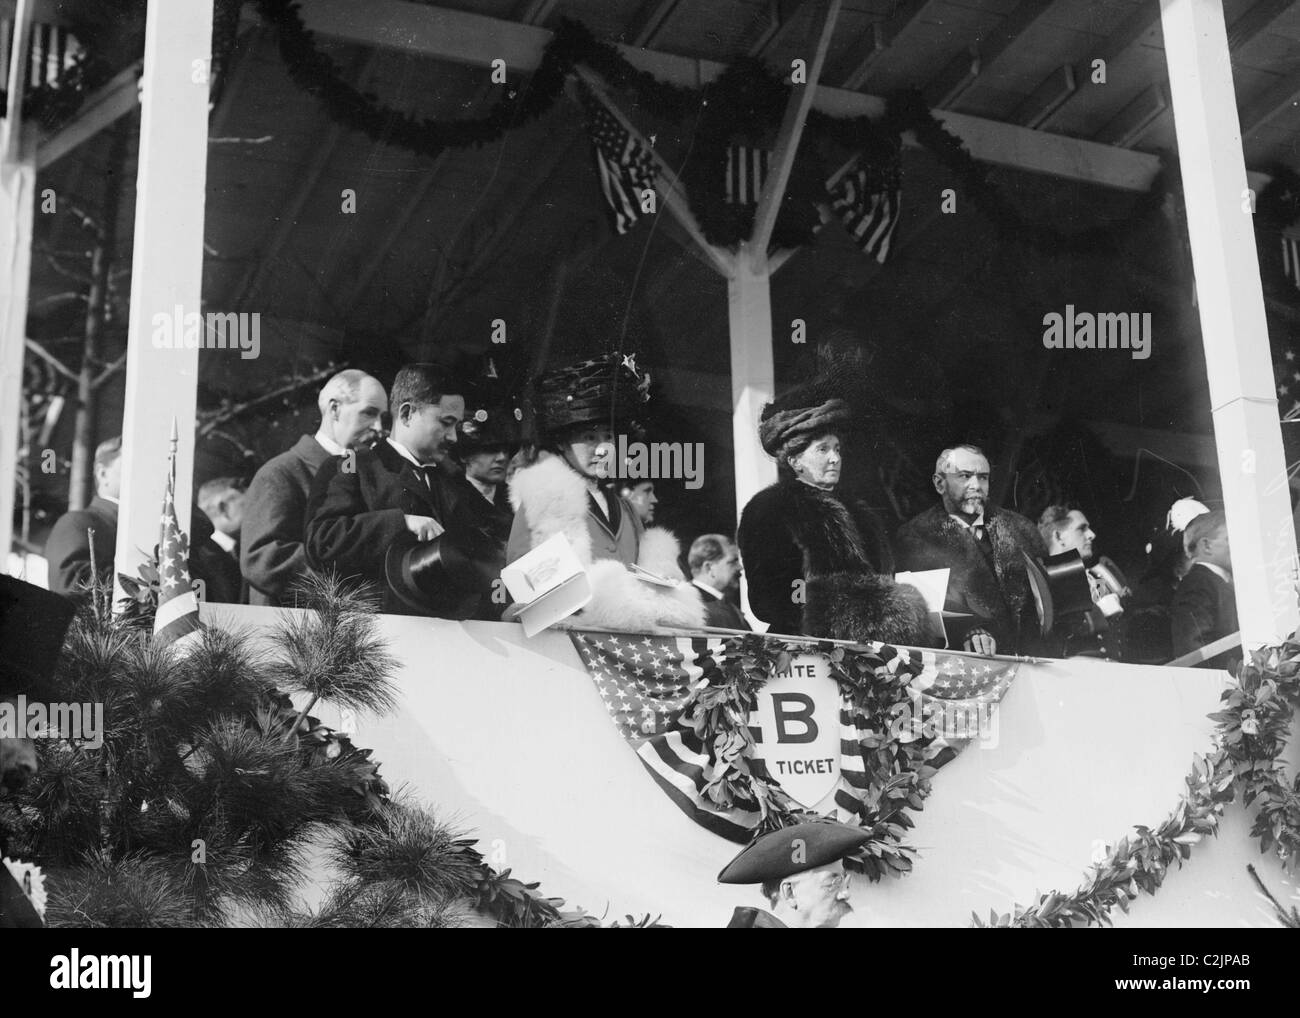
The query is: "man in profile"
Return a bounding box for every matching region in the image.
[896,444,1043,655]
[619,480,658,526]
[45,436,121,601]
[1037,503,1127,658]
[688,534,749,630]
[1170,510,1238,670]
[241,369,387,606]
[192,477,249,604]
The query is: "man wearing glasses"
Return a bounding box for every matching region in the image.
[719,820,869,929]
[896,444,1044,655]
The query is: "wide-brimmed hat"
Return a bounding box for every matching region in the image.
[535,353,650,436]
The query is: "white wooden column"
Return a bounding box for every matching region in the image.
[113,0,212,602]
[727,249,778,523]
[0,0,35,566]
[0,158,35,567]
[1160,0,1300,646]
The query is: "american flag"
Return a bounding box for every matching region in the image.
[0,20,81,91]
[725,145,771,205]
[577,82,659,235]
[570,630,1017,843]
[154,458,203,650]
[827,160,902,263]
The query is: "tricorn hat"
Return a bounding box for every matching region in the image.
[535,353,650,436]
[717,820,870,884]
[0,576,75,699]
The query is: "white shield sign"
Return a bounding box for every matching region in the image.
[750,653,842,809]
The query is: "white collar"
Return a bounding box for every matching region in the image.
[387,437,436,471]
[99,494,120,506]
[692,579,724,600]
[210,529,237,554]
[314,430,346,457]
[1194,561,1232,584]
[949,511,985,530]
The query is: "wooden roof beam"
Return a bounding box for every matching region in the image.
[835,0,934,90]
[1094,82,1168,147]
[750,0,840,263]
[296,0,1168,192]
[747,0,811,59]
[622,0,684,48]
[1226,0,1296,52]
[1240,70,1300,135]
[1015,2,1159,130]
[922,0,1060,110]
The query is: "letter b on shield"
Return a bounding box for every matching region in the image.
[751,654,841,808]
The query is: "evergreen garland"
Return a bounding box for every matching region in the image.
[974,636,1300,928]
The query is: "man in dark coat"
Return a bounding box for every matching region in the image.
[190,477,248,604]
[241,370,387,606]
[1170,510,1239,670]
[44,436,121,601]
[896,444,1044,655]
[687,534,750,631]
[305,365,498,618]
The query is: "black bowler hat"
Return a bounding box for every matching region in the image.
[717,820,870,884]
[383,534,495,615]
[0,576,75,699]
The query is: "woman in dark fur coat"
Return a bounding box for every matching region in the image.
[737,396,929,645]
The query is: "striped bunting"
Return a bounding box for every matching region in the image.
[571,631,1019,844]
[724,145,771,205]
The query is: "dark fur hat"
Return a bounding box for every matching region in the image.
[758,344,880,458]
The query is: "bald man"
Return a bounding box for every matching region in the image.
[240,370,387,606]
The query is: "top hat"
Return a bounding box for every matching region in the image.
[0,576,75,699]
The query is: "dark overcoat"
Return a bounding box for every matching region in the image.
[895,503,1044,654]
[45,495,118,600]
[736,478,928,645]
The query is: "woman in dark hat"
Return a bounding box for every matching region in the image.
[506,354,704,631]
[736,360,928,645]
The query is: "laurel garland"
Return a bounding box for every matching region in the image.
[972,637,1300,928]
[687,634,949,883]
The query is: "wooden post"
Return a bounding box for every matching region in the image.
[1159,0,1300,646]
[727,252,778,523]
[0,0,35,566]
[113,0,213,603]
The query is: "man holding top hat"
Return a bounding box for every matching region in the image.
[718,819,870,929]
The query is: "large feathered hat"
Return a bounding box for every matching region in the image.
[454,403,524,457]
[535,353,650,436]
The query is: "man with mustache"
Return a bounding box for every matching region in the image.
[896,444,1044,655]
[305,365,499,618]
[718,820,869,929]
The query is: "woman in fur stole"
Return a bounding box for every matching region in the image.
[506,355,705,632]
[737,360,929,646]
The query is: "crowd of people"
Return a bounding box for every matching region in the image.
[42,353,1239,668]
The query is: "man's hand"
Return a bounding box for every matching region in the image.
[404,515,444,542]
[964,628,996,655]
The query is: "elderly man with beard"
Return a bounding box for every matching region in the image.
[896,445,1044,655]
[718,820,869,928]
